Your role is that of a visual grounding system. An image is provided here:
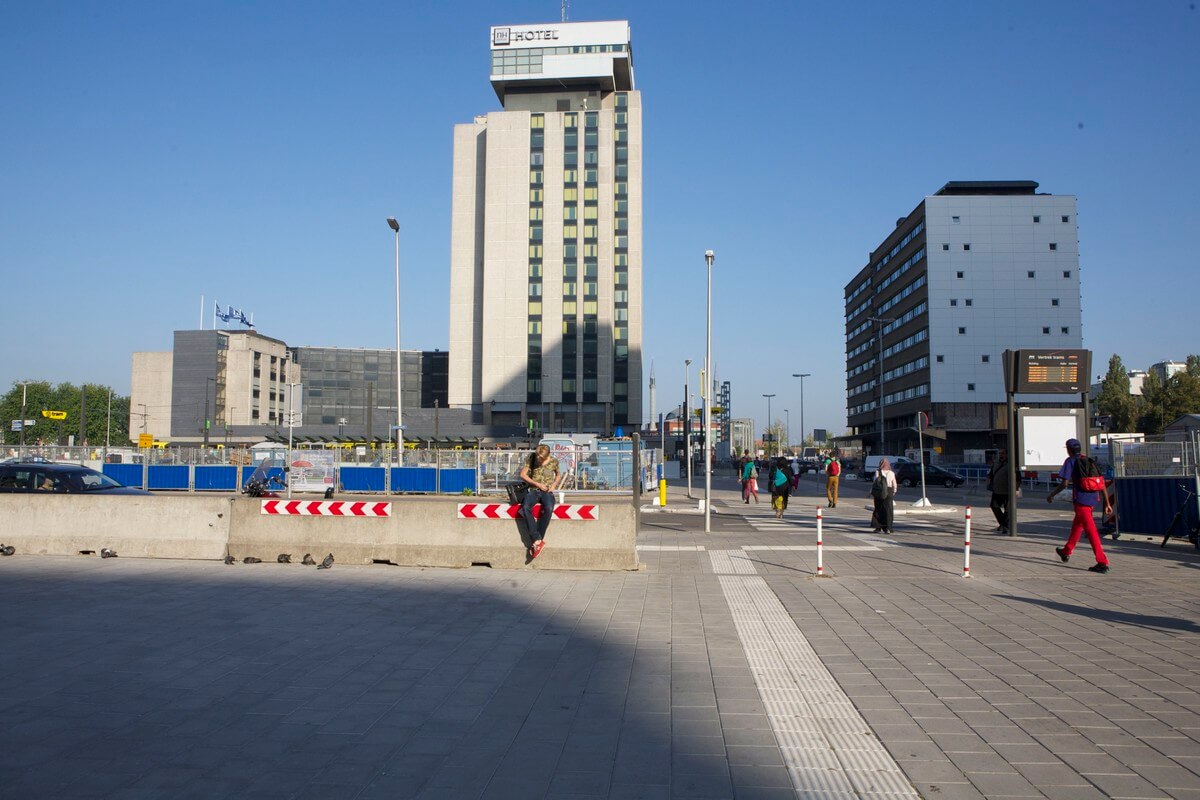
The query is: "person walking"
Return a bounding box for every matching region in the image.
[770,456,792,519]
[740,450,759,504]
[825,454,841,508]
[1047,438,1112,573]
[790,456,802,490]
[987,450,1012,533]
[518,444,562,559]
[870,458,898,533]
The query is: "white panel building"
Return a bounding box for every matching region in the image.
[843,181,1085,456]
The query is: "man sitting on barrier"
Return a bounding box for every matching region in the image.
[519,444,563,560]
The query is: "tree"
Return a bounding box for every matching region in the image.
[1095,355,1139,432]
[0,380,130,447]
[1136,369,1165,435]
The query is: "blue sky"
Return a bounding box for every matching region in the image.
[2,1,1197,440]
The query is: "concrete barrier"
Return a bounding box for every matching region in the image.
[228,496,639,571]
[0,494,232,559]
[0,494,639,571]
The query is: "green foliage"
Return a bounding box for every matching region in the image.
[0,381,130,446]
[1096,355,1138,432]
[1135,358,1200,435]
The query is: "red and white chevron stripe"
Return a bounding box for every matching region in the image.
[457,503,598,521]
[261,500,391,517]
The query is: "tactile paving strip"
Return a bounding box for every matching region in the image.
[708,549,759,574]
[717,574,919,798]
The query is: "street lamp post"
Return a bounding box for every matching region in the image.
[684,358,693,499]
[762,394,776,457]
[105,387,112,463]
[792,372,810,452]
[704,250,714,533]
[286,382,301,498]
[868,317,893,455]
[18,381,30,458]
[784,409,790,454]
[387,217,403,462]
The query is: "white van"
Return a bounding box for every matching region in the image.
[863,455,914,480]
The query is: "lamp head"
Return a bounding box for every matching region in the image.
[386,217,400,232]
[704,250,714,265]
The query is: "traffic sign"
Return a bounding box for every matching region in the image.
[42,410,67,420]
[138,433,154,449]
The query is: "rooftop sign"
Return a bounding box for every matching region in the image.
[490,20,629,50]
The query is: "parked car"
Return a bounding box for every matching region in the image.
[894,462,965,488]
[0,462,151,495]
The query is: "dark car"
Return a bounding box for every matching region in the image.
[0,462,151,495]
[894,462,965,488]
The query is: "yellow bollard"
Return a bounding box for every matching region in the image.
[659,478,667,507]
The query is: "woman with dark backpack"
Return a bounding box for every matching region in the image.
[870,458,898,533]
[770,456,792,519]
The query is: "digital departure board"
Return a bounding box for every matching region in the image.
[1005,349,1091,394]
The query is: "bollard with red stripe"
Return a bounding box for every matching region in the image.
[962,505,972,578]
[816,507,824,576]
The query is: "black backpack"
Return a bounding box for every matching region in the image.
[871,472,893,500]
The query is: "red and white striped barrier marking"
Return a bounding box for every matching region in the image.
[962,505,972,578]
[261,500,391,517]
[457,503,598,521]
[816,507,824,576]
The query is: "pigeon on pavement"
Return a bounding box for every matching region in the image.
[301,553,316,565]
[224,555,236,565]
[317,553,334,570]
[0,544,15,556]
[277,554,292,563]
[100,548,118,559]
[243,556,262,564]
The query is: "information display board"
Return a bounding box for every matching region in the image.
[289,450,336,493]
[1017,408,1087,471]
[1005,349,1091,394]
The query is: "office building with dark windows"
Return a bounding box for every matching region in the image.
[448,20,643,435]
[843,181,1084,456]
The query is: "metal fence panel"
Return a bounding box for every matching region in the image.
[1113,441,1193,477]
[194,466,239,491]
[103,464,144,488]
[340,467,386,493]
[147,465,190,490]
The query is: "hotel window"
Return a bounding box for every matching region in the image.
[530,152,543,166]
[1042,327,1051,334]
[563,282,576,297]
[963,243,971,251]
[564,187,578,202]
[936,355,944,363]
[1051,298,1059,306]
[952,216,960,223]
[530,207,543,221]
[1063,270,1071,278]
[564,169,578,184]
[1061,215,1070,223]
[958,327,966,334]
[563,206,576,220]
[964,299,972,307]
[1033,215,1041,223]
[942,243,949,251]
[1061,326,1070,334]
[968,384,976,391]
[981,355,990,363]
[1028,271,1036,278]
[1049,243,1057,251]
[956,271,964,279]
[950,299,957,307]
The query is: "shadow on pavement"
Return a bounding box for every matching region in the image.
[997,593,1200,635]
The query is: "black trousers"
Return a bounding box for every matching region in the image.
[990,492,1010,529]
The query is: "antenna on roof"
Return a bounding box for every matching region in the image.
[561,0,568,22]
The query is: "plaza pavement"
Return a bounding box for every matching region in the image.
[3,474,1200,799]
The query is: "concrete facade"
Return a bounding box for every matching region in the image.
[449,20,643,434]
[128,351,173,440]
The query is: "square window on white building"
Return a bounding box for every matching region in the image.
[965,299,973,306]
[1033,215,1041,223]
[950,299,957,307]
[956,271,964,279]
[1051,298,1059,306]
[967,383,976,391]
[952,215,960,224]
[958,327,966,335]
[1028,271,1036,278]
[1062,215,1070,223]
[981,355,990,363]
[942,243,949,251]
[1061,326,1070,334]
[936,355,944,363]
[1063,270,1071,278]
[1049,243,1057,251]
[1042,327,1050,334]
[963,243,971,251]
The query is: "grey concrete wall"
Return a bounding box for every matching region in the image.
[0,494,232,559]
[228,497,638,571]
[0,496,638,571]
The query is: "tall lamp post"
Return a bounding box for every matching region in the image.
[387,217,403,461]
[784,409,790,454]
[792,372,810,452]
[286,381,301,498]
[18,381,31,459]
[684,358,693,499]
[868,317,893,454]
[703,250,714,533]
[762,393,776,457]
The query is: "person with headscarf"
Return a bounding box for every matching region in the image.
[870,458,898,534]
[769,456,792,519]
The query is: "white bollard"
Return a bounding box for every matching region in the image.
[816,507,824,576]
[962,505,972,578]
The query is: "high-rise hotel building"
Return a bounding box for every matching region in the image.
[844,181,1084,456]
[448,20,642,434]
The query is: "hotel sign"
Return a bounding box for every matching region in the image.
[490,21,629,50]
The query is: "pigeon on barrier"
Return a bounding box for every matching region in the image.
[301,554,316,566]
[324,487,335,499]
[277,554,292,564]
[100,548,118,559]
[0,544,15,556]
[224,555,236,565]
[243,557,262,564]
[317,553,334,570]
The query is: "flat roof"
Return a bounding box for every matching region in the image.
[934,180,1039,196]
